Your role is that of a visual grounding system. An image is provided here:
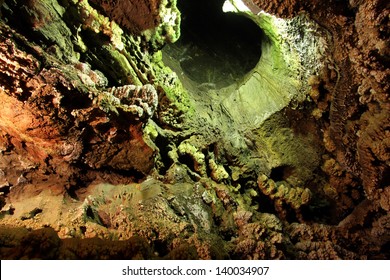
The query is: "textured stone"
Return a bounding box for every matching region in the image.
[0,0,388,260]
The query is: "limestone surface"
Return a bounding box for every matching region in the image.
[0,0,388,259]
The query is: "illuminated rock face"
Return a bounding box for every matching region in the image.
[0,0,389,259]
[89,0,181,49]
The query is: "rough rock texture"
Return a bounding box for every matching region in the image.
[0,0,389,259]
[89,0,181,49]
[89,0,163,33]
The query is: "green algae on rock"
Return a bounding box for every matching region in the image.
[221,0,329,128]
[1,0,388,260]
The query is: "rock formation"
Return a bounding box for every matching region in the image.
[0,0,388,259]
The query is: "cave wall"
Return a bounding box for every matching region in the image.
[259,0,390,215]
[0,0,389,259]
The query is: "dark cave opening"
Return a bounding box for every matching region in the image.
[163,0,263,89]
[270,165,296,182]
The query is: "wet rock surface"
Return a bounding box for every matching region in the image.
[0,0,389,259]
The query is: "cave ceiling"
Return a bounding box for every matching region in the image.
[0,0,389,259]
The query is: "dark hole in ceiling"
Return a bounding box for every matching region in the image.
[163,0,263,89]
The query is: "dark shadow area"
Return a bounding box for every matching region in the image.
[163,0,263,89]
[0,226,154,259]
[270,165,296,182]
